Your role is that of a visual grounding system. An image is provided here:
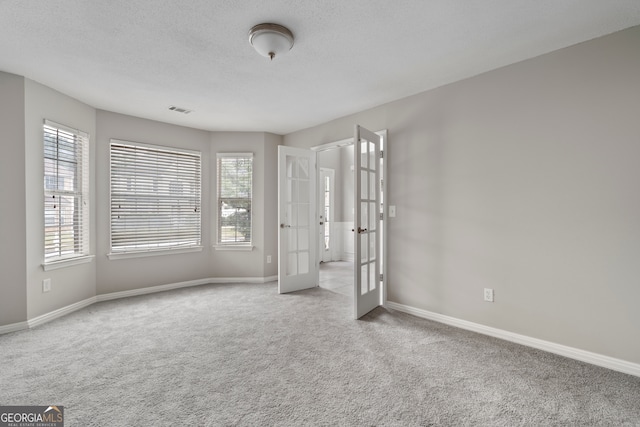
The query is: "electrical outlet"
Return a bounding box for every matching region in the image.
[484,288,494,302]
[43,278,51,293]
[267,255,272,264]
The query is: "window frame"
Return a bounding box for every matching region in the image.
[216,152,253,248]
[109,139,202,258]
[43,119,91,268]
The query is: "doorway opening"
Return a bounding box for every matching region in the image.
[277,127,386,319]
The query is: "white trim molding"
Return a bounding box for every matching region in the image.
[28,297,97,329]
[96,278,212,302]
[42,255,95,271]
[385,301,640,378]
[209,275,277,284]
[108,246,203,260]
[97,276,277,302]
[0,320,29,335]
[213,245,255,251]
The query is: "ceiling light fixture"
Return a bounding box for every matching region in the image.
[249,23,294,61]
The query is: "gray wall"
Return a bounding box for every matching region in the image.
[0,72,27,325]
[0,85,280,327]
[95,113,280,295]
[0,73,97,323]
[95,111,212,294]
[284,26,640,365]
[24,79,97,319]
[209,131,280,279]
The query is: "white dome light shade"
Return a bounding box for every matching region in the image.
[249,23,294,60]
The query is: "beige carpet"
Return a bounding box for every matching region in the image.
[1,281,639,426]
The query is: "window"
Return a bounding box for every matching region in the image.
[44,120,90,263]
[217,153,253,245]
[110,140,201,255]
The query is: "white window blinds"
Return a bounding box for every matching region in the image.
[110,140,202,254]
[44,120,90,262]
[217,153,253,244]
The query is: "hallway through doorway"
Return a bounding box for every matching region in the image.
[319,261,353,298]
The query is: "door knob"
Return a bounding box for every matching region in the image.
[357,227,368,234]
[320,222,324,225]
[280,223,291,228]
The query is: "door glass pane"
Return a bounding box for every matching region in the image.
[360,141,368,169]
[287,155,296,178]
[361,202,368,230]
[369,261,377,291]
[360,233,368,264]
[369,231,376,262]
[288,229,297,251]
[368,141,376,172]
[369,202,376,231]
[299,251,309,274]
[287,179,294,202]
[369,171,376,200]
[298,204,309,227]
[298,158,309,179]
[298,180,309,203]
[299,230,309,251]
[361,170,368,199]
[361,263,368,295]
[291,180,299,203]
[287,253,297,276]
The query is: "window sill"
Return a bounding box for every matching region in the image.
[108,246,203,260]
[213,245,254,251]
[42,255,95,271]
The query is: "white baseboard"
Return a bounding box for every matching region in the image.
[340,252,355,262]
[97,276,277,302]
[0,320,29,335]
[96,278,212,302]
[209,275,278,284]
[1,276,278,334]
[385,301,640,378]
[28,297,97,329]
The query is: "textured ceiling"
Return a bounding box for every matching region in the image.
[1,0,639,134]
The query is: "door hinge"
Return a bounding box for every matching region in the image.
[379,273,384,281]
[380,150,384,158]
[379,212,384,220]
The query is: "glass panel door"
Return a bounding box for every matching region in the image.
[278,146,318,293]
[354,125,382,318]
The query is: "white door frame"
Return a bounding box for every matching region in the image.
[312,129,388,307]
[319,168,335,263]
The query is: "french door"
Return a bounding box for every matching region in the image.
[277,126,384,319]
[277,146,318,293]
[354,125,383,319]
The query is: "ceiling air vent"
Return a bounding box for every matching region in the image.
[169,106,193,114]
